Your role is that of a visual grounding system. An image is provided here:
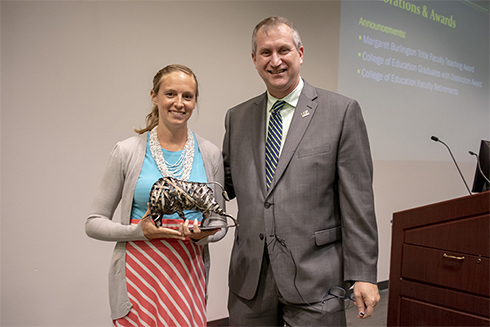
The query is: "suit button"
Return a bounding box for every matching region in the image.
[259,233,264,240]
[264,202,271,209]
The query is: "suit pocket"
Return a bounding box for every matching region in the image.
[315,226,342,246]
[297,145,331,158]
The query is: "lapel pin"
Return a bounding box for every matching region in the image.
[301,110,310,118]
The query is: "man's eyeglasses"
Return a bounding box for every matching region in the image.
[321,286,355,308]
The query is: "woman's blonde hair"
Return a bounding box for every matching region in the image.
[134,64,199,134]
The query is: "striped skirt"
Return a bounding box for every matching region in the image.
[114,219,206,327]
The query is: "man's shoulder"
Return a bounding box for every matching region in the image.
[229,92,267,112]
[303,80,354,103]
[302,81,353,100]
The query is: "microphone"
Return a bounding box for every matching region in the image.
[431,136,471,195]
[469,151,490,185]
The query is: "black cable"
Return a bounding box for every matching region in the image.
[274,235,312,306]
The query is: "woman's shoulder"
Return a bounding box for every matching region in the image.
[194,133,221,165]
[194,133,219,153]
[109,133,147,160]
[115,133,147,150]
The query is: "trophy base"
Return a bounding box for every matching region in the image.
[194,224,236,231]
[196,218,237,230]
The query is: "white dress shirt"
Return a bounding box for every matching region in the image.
[266,78,304,156]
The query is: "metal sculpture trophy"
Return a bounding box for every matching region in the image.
[149,177,237,230]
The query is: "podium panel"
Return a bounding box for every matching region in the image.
[388,191,490,326]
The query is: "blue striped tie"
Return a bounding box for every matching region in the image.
[265,100,286,189]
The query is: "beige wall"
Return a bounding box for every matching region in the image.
[0,1,478,325]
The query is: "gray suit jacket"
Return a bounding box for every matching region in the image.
[223,80,378,303]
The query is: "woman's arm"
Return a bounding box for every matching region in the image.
[85,142,147,242]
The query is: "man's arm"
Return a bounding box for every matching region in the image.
[336,99,379,317]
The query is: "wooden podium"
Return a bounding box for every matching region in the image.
[387,191,490,326]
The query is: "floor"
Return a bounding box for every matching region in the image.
[346,288,389,327]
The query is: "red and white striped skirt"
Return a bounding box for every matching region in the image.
[114,219,206,327]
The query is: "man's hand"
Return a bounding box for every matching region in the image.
[353,281,380,319]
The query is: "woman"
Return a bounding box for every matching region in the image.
[86,64,227,326]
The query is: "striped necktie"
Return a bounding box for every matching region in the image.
[265,100,286,189]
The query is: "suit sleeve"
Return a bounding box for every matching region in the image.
[337,99,378,284]
[222,109,236,200]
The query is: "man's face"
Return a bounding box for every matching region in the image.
[252,24,304,99]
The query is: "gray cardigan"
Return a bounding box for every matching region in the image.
[85,132,227,319]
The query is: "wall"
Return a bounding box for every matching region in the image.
[0,1,482,326]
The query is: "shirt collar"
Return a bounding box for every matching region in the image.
[267,78,304,112]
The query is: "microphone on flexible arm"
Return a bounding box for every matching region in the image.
[469,150,490,185]
[431,136,472,195]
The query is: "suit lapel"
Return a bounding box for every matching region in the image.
[250,93,268,196]
[267,82,318,196]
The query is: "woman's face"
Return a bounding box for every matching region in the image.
[151,71,197,130]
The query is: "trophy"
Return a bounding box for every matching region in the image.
[149,177,237,230]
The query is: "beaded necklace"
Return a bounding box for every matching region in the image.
[149,126,194,181]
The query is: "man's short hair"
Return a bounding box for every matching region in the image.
[251,16,303,56]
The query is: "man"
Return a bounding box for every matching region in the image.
[222,16,379,326]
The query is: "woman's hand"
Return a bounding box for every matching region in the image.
[180,219,221,240]
[140,209,186,241]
